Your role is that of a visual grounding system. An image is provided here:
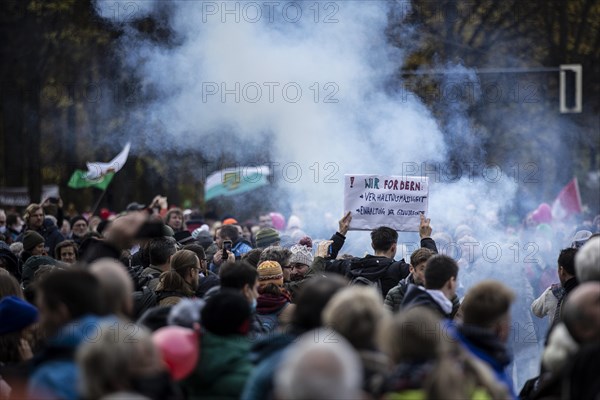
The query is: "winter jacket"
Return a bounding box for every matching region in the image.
[278,231,347,302]
[241,333,297,400]
[323,237,437,297]
[384,274,415,312]
[400,284,459,319]
[182,331,252,399]
[195,271,220,298]
[156,290,187,307]
[531,284,562,325]
[550,277,578,331]
[17,219,64,259]
[140,266,163,291]
[256,293,290,334]
[358,349,389,396]
[232,239,253,259]
[453,323,516,399]
[0,247,20,280]
[28,314,112,400]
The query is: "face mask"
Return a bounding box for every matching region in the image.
[251,298,257,312]
[0,226,5,234]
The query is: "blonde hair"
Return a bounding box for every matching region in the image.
[378,306,449,364]
[322,286,386,349]
[461,280,515,328]
[23,203,43,224]
[77,321,163,399]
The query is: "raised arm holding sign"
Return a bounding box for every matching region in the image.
[344,174,429,232]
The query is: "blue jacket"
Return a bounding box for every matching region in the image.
[241,333,296,400]
[28,315,112,400]
[452,323,517,399]
[232,239,253,259]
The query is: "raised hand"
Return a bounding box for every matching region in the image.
[419,213,432,239]
[338,211,352,236]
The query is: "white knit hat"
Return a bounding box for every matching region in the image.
[289,245,313,266]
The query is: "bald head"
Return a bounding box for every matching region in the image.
[562,282,600,343]
[89,258,134,318]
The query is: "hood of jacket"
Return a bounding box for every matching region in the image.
[41,218,60,235]
[457,323,512,369]
[401,284,447,317]
[248,332,296,364]
[349,255,395,280]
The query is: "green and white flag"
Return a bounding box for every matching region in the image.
[67,142,130,190]
[205,166,270,201]
[68,170,114,190]
[85,142,130,180]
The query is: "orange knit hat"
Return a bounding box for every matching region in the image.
[257,260,284,288]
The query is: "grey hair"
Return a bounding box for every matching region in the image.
[575,237,600,282]
[89,258,135,318]
[274,328,363,400]
[77,320,162,400]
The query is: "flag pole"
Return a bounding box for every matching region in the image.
[90,187,108,216]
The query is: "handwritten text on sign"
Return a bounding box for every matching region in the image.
[344,175,429,231]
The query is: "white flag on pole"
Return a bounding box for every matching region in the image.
[85,143,131,180]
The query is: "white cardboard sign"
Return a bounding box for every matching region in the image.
[344,174,429,231]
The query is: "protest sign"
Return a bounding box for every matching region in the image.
[344,174,429,231]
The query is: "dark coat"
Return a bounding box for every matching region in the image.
[17,219,64,258]
[384,274,415,312]
[182,331,252,399]
[400,284,460,318]
[324,237,438,297]
[401,284,450,318]
[454,323,516,399]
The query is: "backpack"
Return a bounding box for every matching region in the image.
[131,270,161,319]
[128,265,157,292]
[349,275,383,296]
[132,286,158,320]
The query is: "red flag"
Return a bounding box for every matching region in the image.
[552,178,582,220]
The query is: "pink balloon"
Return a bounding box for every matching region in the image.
[269,212,286,231]
[531,203,553,224]
[152,326,199,381]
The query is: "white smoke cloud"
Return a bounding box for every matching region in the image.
[94,0,548,386]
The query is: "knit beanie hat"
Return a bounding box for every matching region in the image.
[21,255,57,289]
[255,228,280,248]
[257,261,284,288]
[168,298,206,329]
[69,215,88,228]
[289,245,313,266]
[22,231,44,252]
[201,289,251,336]
[0,296,39,335]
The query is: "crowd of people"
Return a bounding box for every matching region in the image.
[0,197,599,400]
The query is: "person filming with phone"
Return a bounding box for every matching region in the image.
[211,225,252,273]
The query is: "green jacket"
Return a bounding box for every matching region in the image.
[183,331,252,399]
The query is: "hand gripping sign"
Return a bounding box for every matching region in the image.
[344,174,429,232]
